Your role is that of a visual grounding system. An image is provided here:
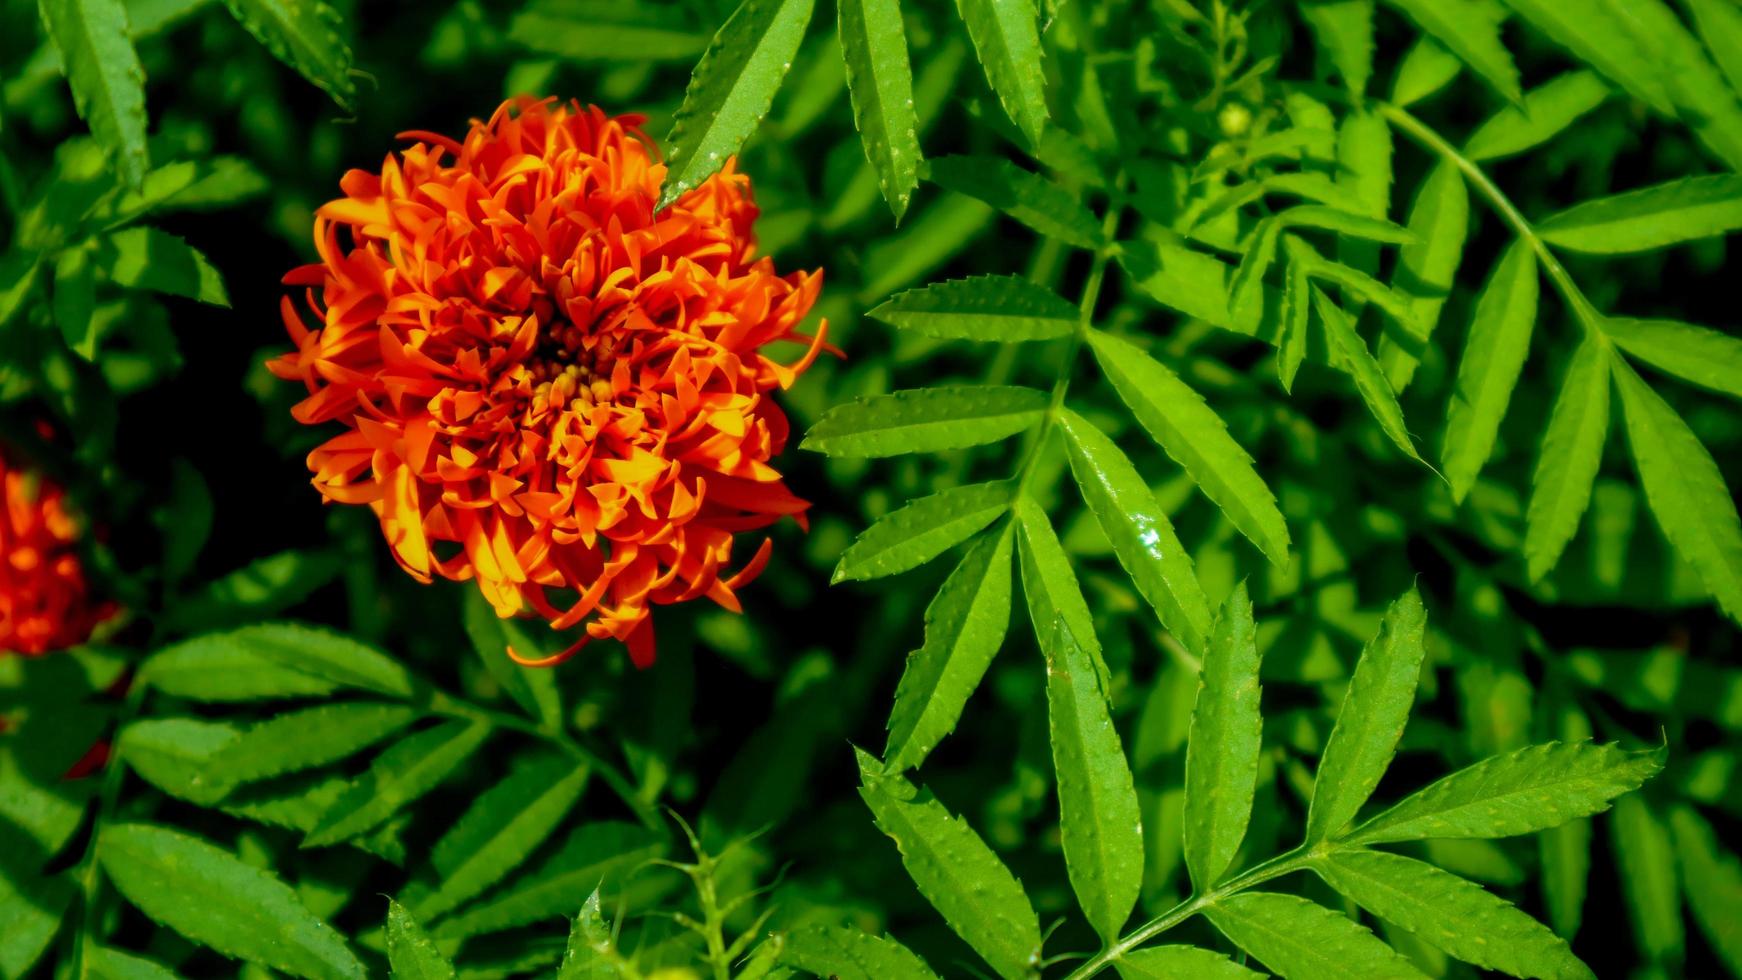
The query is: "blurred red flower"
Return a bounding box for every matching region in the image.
[1,447,112,656]
[270,97,827,667]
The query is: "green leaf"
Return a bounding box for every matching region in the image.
[120,717,239,805]
[235,622,420,699]
[163,549,342,632]
[833,480,1012,582]
[1279,251,1309,391]
[1380,0,1519,103]
[556,890,614,978]
[1497,0,1672,115]
[432,822,665,939]
[884,522,1014,772]
[98,823,364,980]
[385,900,454,980]
[1206,891,1427,979]
[1308,587,1428,843]
[1316,849,1591,979]
[1390,36,1463,107]
[53,244,98,358]
[96,225,227,305]
[867,275,1080,342]
[1442,241,1539,503]
[0,866,70,980]
[1623,0,1742,172]
[1605,317,1742,399]
[141,631,339,702]
[1670,805,1742,976]
[837,0,920,221]
[221,0,356,109]
[1056,409,1212,655]
[1349,741,1663,844]
[1301,0,1376,95]
[954,0,1049,146]
[1523,334,1612,582]
[406,752,590,920]
[1033,575,1142,941]
[1279,205,1417,244]
[1310,285,1424,463]
[925,155,1101,248]
[1610,793,1685,967]
[1119,239,1251,333]
[1612,357,1742,622]
[778,924,940,980]
[214,702,420,783]
[1379,157,1467,390]
[1689,0,1742,98]
[803,385,1049,458]
[1088,329,1289,565]
[505,11,707,62]
[1464,71,1610,162]
[1015,494,1111,693]
[659,0,816,209]
[38,0,148,188]
[1537,175,1742,254]
[1184,583,1263,890]
[86,947,181,980]
[856,750,1042,980]
[461,589,562,730]
[1116,946,1264,980]
[303,720,491,848]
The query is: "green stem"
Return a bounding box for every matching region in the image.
[1013,178,1128,498]
[426,692,661,830]
[68,674,148,980]
[1060,846,1316,980]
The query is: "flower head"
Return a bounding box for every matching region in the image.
[1,446,111,656]
[270,97,827,667]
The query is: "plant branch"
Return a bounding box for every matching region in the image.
[67,673,148,980]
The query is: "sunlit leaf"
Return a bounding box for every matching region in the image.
[1380,0,1520,103]
[1605,317,1742,400]
[384,900,454,980]
[833,480,1012,582]
[868,275,1079,342]
[803,385,1049,458]
[213,702,420,784]
[221,0,356,108]
[1538,176,1742,254]
[1116,945,1263,980]
[1207,890,1427,979]
[98,226,227,305]
[1309,284,1424,463]
[1497,0,1672,114]
[954,0,1049,146]
[838,0,920,221]
[1184,583,1263,890]
[39,0,148,188]
[1379,157,1467,390]
[1442,241,1539,503]
[1300,0,1376,95]
[779,923,940,980]
[1464,71,1610,162]
[1524,334,1612,582]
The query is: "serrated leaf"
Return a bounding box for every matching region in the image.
[1334,107,1392,295]
[1523,334,1611,581]
[1689,0,1742,98]
[1033,582,1142,941]
[39,0,148,188]
[98,225,227,305]
[505,12,707,62]
[233,622,420,699]
[1464,71,1610,162]
[1379,157,1467,390]
[1116,945,1263,980]
[1308,587,1428,843]
[1279,251,1309,391]
[556,889,614,979]
[432,822,665,939]
[1610,793,1684,967]
[1309,284,1424,463]
[833,480,1012,582]
[1088,329,1289,565]
[1604,317,1742,399]
[1118,239,1252,333]
[1184,583,1263,890]
[867,275,1079,342]
[120,717,239,805]
[1612,357,1742,622]
[162,549,342,632]
[214,702,420,783]
[407,752,589,920]
[1316,849,1591,979]
[1015,493,1112,693]
[1279,205,1417,244]
[1206,890,1427,979]
[659,0,815,208]
[1622,0,1742,172]
[885,522,1014,772]
[1442,241,1539,503]
[1670,805,1742,976]
[1380,0,1521,104]
[778,924,939,980]
[1056,409,1212,655]
[856,750,1041,980]
[926,155,1101,248]
[1391,36,1463,107]
[218,773,406,864]
[304,720,490,848]
[221,0,356,108]
[1349,741,1663,844]
[385,900,454,980]
[954,0,1049,146]
[803,385,1048,458]
[141,632,340,702]
[53,244,98,358]
[838,0,920,221]
[98,823,364,979]
[1537,175,1742,254]
[1498,0,1672,115]
[461,589,562,730]
[1301,0,1376,95]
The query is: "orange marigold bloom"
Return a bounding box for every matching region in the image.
[1,447,111,656]
[269,97,827,667]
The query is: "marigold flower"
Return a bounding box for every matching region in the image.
[1,447,112,656]
[270,97,828,667]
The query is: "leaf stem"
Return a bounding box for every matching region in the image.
[67,672,149,980]
[1059,846,1315,979]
